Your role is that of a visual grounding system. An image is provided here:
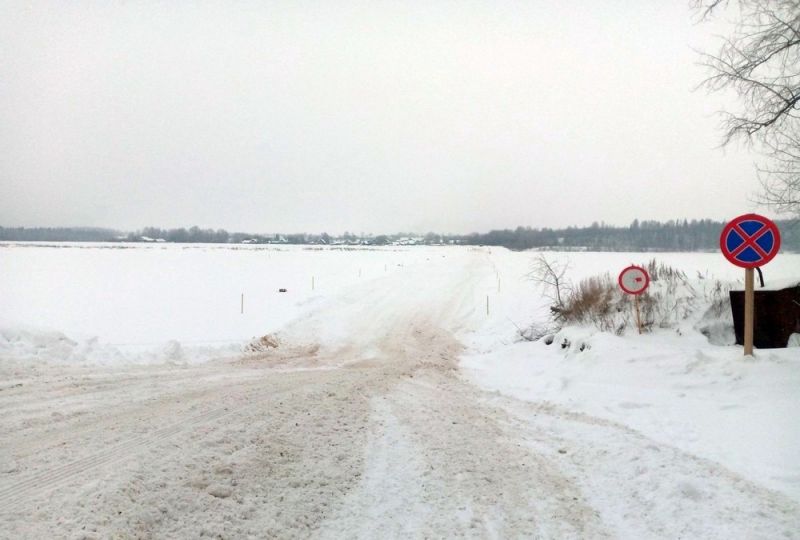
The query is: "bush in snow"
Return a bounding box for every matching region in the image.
[531,256,734,339]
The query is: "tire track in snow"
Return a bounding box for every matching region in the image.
[0,382,295,513]
[314,397,433,539]
[317,319,610,539]
[0,366,259,449]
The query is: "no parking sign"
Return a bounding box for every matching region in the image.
[720,213,781,356]
[720,214,781,268]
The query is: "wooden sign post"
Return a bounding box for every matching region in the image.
[744,268,754,355]
[719,214,781,356]
[633,294,642,335]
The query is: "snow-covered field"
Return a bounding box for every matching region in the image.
[0,243,443,365]
[1,242,799,538]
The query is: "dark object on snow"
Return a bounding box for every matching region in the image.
[729,283,800,348]
[278,288,287,293]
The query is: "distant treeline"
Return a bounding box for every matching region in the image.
[133,226,247,243]
[129,227,379,245]
[461,219,800,252]
[1,219,798,252]
[0,227,120,242]
[460,219,800,252]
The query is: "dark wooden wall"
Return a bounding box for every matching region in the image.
[730,286,800,349]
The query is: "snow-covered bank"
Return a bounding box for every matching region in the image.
[0,325,243,369]
[462,330,800,501]
[463,249,800,503]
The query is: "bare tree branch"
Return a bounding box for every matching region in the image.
[527,254,572,318]
[695,0,800,216]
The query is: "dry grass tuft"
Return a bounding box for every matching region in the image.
[244,334,280,353]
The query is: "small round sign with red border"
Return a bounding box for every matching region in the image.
[719,213,781,268]
[618,265,650,295]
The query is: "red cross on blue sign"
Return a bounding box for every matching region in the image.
[719,214,781,268]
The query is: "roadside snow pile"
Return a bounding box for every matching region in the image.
[731,277,800,291]
[0,326,121,365]
[462,325,800,502]
[0,325,241,370]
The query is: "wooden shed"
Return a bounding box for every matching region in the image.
[729,279,800,349]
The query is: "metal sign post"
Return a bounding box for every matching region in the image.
[618,265,650,334]
[719,213,781,356]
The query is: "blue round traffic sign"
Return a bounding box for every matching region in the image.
[719,213,781,268]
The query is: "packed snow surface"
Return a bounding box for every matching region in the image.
[1,243,799,538]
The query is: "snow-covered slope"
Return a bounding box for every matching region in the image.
[463,248,800,504]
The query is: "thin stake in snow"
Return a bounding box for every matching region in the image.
[241,293,244,315]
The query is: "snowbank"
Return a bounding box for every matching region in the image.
[462,249,800,503]
[0,325,242,370]
[730,276,800,291]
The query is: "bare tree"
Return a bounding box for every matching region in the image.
[695,0,800,216]
[757,123,800,213]
[527,254,572,314]
[518,254,573,341]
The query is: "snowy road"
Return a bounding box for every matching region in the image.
[2,248,799,538]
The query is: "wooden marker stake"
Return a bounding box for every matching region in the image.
[744,267,755,355]
[312,276,315,291]
[241,293,244,314]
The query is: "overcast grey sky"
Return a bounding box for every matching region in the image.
[0,1,765,234]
